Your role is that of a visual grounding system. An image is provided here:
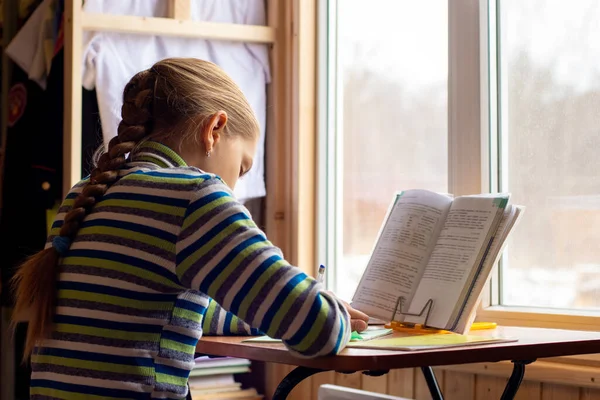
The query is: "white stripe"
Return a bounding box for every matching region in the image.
[31,372,153,392]
[108,184,191,202]
[85,211,180,235]
[153,356,194,370]
[60,272,163,294]
[69,241,174,270]
[55,306,165,326]
[39,339,156,358]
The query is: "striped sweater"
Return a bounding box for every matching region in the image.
[31,141,351,399]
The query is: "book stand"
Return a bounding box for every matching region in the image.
[389,296,435,328]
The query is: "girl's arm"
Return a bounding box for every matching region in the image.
[176,176,351,358]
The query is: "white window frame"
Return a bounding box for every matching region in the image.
[317,0,600,337]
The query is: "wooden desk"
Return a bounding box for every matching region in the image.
[197,326,600,400]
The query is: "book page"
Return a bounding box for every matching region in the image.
[405,195,508,329]
[351,190,453,320]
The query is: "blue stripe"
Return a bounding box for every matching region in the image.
[65,192,79,200]
[286,295,323,346]
[261,273,305,333]
[80,218,177,242]
[177,212,251,262]
[230,255,281,316]
[161,329,199,346]
[199,234,266,295]
[224,312,233,335]
[54,315,164,334]
[175,299,207,314]
[155,363,190,379]
[101,191,189,208]
[30,379,148,399]
[57,281,175,302]
[35,347,154,367]
[185,190,230,216]
[66,249,179,283]
[51,220,64,229]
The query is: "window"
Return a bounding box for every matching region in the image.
[320,0,600,320]
[495,0,600,311]
[321,0,448,301]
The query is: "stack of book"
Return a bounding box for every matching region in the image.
[188,356,263,400]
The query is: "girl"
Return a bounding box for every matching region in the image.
[12,58,368,399]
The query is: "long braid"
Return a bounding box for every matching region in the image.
[11,69,157,360]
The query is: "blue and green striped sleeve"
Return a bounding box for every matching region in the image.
[176,177,351,357]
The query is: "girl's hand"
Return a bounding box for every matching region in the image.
[326,291,369,332]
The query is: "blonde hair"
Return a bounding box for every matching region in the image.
[11,58,259,360]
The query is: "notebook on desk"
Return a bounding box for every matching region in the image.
[346,332,517,351]
[350,190,524,335]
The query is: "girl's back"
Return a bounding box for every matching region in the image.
[13,58,364,400]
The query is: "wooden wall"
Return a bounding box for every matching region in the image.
[262,363,600,400]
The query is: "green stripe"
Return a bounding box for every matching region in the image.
[178,219,255,277]
[173,307,202,323]
[182,195,231,231]
[156,372,188,386]
[236,259,288,319]
[63,256,181,289]
[202,301,218,332]
[77,226,174,251]
[94,199,186,217]
[207,241,271,296]
[58,290,173,311]
[30,388,119,400]
[55,323,160,342]
[266,279,312,337]
[139,141,188,167]
[32,354,153,376]
[121,172,202,186]
[160,338,195,354]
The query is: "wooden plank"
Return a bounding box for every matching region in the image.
[263,362,282,400]
[387,369,414,398]
[291,0,318,275]
[81,13,276,44]
[441,359,600,390]
[361,374,388,394]
[415,368,445,400]
[335,372,361,389]
[541,383,580,400]
[167,0,191,20]
[475,375,507,399]
[64,0,84,195]
[581,388,600,400]
[286,365,312,400]
[312,371,336,400]
[264,0,293,256]
[444,371,475,400]
[514,381,541,400]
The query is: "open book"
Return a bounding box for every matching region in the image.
[351,190,524,334]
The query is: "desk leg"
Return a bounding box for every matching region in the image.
[421,367,444,400]
[272,366,325,400]
[500,360,536,400]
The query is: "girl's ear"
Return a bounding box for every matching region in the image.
[201,111,228,154]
